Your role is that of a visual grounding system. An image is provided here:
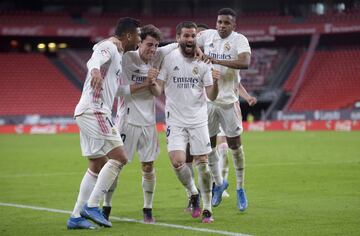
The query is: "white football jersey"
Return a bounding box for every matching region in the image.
[197,29,251,106]
[75,40,122,116]
[158,48,213,127]
[121,43,178,126]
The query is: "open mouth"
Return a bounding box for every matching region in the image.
[185,44,193,50]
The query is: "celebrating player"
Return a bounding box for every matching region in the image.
[197,8,252,211]
[151,21,220,223]
[67,17,141,229]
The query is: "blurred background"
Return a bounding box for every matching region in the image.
[1,0,360,133]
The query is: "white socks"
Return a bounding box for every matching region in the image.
[71,169,98,218]
[231,145,245,189]
[174,163,198,195]
[218,142,229,181]
[87,159,124,207]
[185,162,194,197]
[196,161,212,212]
[142,170,156,209]
[103,174,119,207]
[208,148,223,186]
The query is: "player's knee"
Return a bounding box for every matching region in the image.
[194,155,208,165]
[171,159,186,169]
[227,135,241,149]
[88,157,107,173]
[142,162,154,173]
[227,139,241,150]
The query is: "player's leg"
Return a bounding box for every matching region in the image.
[81,144,127,227]
[207,103,228,207]
[224,101,247,211]
[102,122,138,220]
[227,135,247,211]
[167,126,200,218]
[138,124,159,223]
[67,118,109,230]
[68,157,106,230]
[141,162,156,223]
[189,125,213,223]
[184,143,195,212]
[217,132,230,197]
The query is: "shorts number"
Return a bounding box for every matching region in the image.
[120,134,126,142]
[166,126,171,137]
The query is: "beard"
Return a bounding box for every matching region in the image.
[179,42,196,58]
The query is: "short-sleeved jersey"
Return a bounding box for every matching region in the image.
[75,40,122,116]
[158,48,213,128]
[197,29,251,106]
[120,43,178,126]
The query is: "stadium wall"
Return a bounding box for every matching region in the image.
[1,120,359,134]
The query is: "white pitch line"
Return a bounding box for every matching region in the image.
[0,202,251,236]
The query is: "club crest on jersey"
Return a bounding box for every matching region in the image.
[192,67,199,75]
[101,49,110,58]
[224,42,231,51]
[133,69,140,73]
[173,66,179,71]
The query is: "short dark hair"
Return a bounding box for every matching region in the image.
[140,24,162,42]
[114,17,141,37]
[197,23,209,29]
[176,21,197,35]
[218,8,237,18]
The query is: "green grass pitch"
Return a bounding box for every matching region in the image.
[0,131,359,236]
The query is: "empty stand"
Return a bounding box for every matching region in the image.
[0,10,75,25]
[58,49,90,82]
[241,48,287,91]
[284,48,360,111]
[0,53,80,115]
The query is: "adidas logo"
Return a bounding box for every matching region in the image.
[173,66,179,71]
[209,43,214,48]
[236,127,241,131]
[134,69,140,73]
[206,142,211,147]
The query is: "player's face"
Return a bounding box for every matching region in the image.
[125,28,141,51]
[177,27,197,57]
[139,35,159,63]
[216,15,236,38]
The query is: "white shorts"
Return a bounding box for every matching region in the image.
[76,110,123,158]
[120,122,159,163]
[207,101,243,138]
[166,125,212,156]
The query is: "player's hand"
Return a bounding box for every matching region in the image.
[90,69,103,91]
[147,68,159,86]
[195,46,205,62]
[247,96,257,106]
[212,69,220,82]
[110,37,123,53]
[201,54,216,64]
